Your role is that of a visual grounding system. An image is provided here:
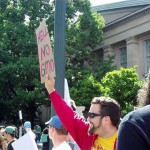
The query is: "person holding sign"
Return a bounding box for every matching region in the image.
[45,75,121,150]
[23,121,36,140]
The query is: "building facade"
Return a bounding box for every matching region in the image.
[93,0,150,78]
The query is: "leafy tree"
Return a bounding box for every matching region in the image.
[66,0,105,84]
[69,56,116,107]
[65,0,116,106]
[100,67,143,115]
[70,75,101,106]
[0,0,54,124]
[0,0,111,124]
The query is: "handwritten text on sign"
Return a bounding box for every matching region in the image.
[36,21,55,83]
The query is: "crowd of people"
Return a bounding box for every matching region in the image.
[44,74,150,150]
[0,73,150,150]
[0,121,43,150]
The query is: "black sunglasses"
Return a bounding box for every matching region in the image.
[88,112,101,119]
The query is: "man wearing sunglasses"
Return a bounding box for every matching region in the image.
[45,74,121,150]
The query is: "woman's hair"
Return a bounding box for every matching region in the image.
[138,76,150,107]
[0,135,7,150]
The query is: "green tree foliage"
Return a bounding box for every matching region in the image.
[66,0,105,85]
[70,75,101,106]
[69,56,116,107]
[0,0,112,124]
[65,0,116,106]
[0,0,54,124]
[100,67,143,115]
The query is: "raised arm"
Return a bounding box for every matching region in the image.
[45,74,91,149]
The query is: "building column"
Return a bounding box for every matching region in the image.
[103,45,114,59]
[126,37,142,78]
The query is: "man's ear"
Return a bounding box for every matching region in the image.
[52,127,56,133]
[103,116,111,124]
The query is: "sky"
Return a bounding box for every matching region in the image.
[90,0,126,6]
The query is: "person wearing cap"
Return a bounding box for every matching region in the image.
[4,126,16,150]
[23,121,36,139]
[45,115,72,150]
[34,125,41,143]
[45,75,120,150]
[23,121,31,133]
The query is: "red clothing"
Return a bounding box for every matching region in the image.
[49,91,96,150]
[49,91,116,150]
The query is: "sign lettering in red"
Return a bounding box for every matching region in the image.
[36,20,55,83]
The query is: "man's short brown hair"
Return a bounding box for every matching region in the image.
[91,96,121,127]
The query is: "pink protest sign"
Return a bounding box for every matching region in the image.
[36,20,55,83]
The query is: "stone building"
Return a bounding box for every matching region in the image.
[93,0,150,78]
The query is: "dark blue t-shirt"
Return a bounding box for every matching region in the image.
[116,105,150,150]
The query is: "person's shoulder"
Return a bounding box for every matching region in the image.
[139,105,150,112]
[121,105,150,124]
[8,142,14,150]
[121,111,134,123]
[60,141,72,150]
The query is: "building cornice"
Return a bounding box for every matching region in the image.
[104,5,150,32]
[92,0,150,12]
